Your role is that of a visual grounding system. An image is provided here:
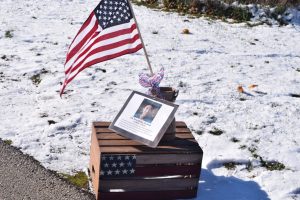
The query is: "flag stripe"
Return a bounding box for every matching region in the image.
[65,43,142,86]
[65,23,138,74]
[68,14,97,54]
[65,19,136,70]
[65,28,139,75]
[66,21,99,63]
[67,36,141,80]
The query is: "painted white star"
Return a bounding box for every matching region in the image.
[102,156,106,161]
[119,162,124,167]
[107,170,113,175]
[100,170,105,175]
[115,169,120,175]
[122,169,128,174]
[112,163,117,168]
[104,163,109,168]
[125,155,130,160]
[130,168,135,174]
[109,156,114,160]
[117,18,121,22]
[132,155,136,160]
[127,162,132,167]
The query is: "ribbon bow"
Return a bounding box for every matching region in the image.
[139,67,164,98]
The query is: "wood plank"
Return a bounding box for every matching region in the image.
[93,121,187,128]
[136,154,203,165]
[93,121,111,127]
[128,164,201,177]
[99,145,202,154]
[95,127,191,134]
[97,132,194,140]
[99,177,199,191]
[99,189,197,200]
[98,138,198,147]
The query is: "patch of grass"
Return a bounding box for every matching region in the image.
[30,74,41,86]
[48,120,57,125]
[60,171,89,189]
[248,146,256,153]
[134,0,159,8]
[5,30,13,38]
[195,130,204,135]
[231,137,240,143]
[208,127,224,135]
[133,0,252,23]
[248,146,285,170]
[3,139,13,145]
[259,157,285,171]
[223,161,238,170]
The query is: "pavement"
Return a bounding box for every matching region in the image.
[0,139,95,200]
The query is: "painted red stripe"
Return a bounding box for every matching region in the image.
[134,164,201,177]
[65,23,137,74]
[68,34,140,75]
[65,44,142,86]
[66,19,99,63]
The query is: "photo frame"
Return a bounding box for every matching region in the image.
[109,91,179,148]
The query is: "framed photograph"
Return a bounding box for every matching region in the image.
[109,91,178,147]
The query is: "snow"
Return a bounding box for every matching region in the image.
[0,0,300,199]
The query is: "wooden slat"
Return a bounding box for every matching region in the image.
[136,154,203,165]
[99,177,198,191]
[132,164,201,177]
[96,132,194,140]
[93,121,111,127]
[95,127,191,134]
[99,145,202,154]
[93,121,187,128]
[98,138,198,147]
[99,189,197,200]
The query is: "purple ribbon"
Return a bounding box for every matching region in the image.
[139,67,164,98]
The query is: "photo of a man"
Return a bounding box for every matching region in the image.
[134,99,162,124]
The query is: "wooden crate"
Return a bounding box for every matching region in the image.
[89,121,203,200]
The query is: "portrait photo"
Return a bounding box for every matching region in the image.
[133,99,162,124]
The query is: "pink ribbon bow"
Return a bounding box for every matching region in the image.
[139,67,164,98]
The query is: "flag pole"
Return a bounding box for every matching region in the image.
[128,0,154,76]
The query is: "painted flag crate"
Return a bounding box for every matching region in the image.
[89,121,203,200]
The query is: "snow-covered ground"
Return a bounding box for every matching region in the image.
[0,0,300,199]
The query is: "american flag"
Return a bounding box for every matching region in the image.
[60,0,142,96]
[100,154,136,178]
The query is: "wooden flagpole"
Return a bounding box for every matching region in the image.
[128,0,154,76]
